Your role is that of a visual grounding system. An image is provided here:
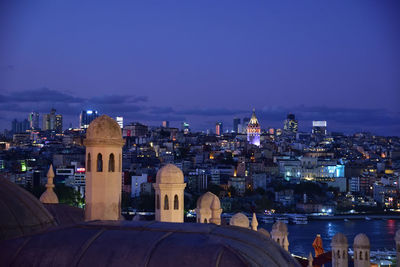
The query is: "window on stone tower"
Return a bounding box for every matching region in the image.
[87,153,91,172]
[164,195,169,210]
[174,195,179,210]
[156,195,160,209]
[108,153,115,172]
[97,153,103,172]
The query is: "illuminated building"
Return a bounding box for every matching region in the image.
[28,112,40,130]
[43,108,63,133]
[247,109,261,146]
[162,120,169,128]
[312,121,327,136]
[233,118,240,133]
[11,119,30,133]
[116,116,123,128]
[283,114,298,134]
[123,122,148,137]
[215,122,223,136]
[182,122,190,134]
[80,110,99,129]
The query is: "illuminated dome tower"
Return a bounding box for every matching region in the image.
[247,109,261,146]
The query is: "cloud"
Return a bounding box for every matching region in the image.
[177,107,248,116]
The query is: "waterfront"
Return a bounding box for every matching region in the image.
[261,219,400,257]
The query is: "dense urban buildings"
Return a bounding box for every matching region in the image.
[42,108,63,133]
[79,110,99,130]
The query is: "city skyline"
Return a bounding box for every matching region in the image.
[0,1,399,135]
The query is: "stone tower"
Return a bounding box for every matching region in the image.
[271,221,289,251]
[331,233,348,267]
[84,115,124,221]
[195,191,222,225]
[353,233,370,267]
[153,164,186,223]
[39,164,59,204]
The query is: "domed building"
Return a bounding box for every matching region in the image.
[195,191,222,225]
[229,213,249,228]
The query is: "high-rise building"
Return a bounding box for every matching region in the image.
[43,108,63,133]
[28,112,40,130]
[233,118,240,133]
[215,122,223,136]
[162,121,169,128]
[182,122,190,134]
[283,114,298,134]
[11,119,30,133]
[116,117,123,129]
[80,110,99,129]
[312,121,327,136]
[242,117,250,134]
[247,109,261,146]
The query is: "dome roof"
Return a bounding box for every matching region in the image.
[229,213,249,228]
[258,228,271,238]
[0,177,57,241]
[156,164,184,184]
[0,221,300,266]
[331,233,348,246]
[272,221,288,234]
[353,233,370,248]
[196,192,220,209]
[86,115,122,140]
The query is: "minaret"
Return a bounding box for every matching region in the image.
[251,213,258,231]
[83,115,124,221]
[39,164,58,204]
[153,164,186,223]
[353,233,370,267]
[271,221,289,251]
[331,233,348,267]
[247,109,261,146]
[307,252,313,267]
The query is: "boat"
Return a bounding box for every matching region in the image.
[365,216,371,220]
[344,218,349,222]
[275,215,289,224]
[289,214,308,224]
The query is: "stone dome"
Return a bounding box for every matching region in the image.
[86,115,122,140]
[353,233,370,248]
[0,221,300,267]
[197,191,220,209]
[0,176,57,241]
[229,213,249,228]
[331,233,348,245]
[156,164,184,184]
[272,221,288,234]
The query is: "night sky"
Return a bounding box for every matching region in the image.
[1,1,399,135]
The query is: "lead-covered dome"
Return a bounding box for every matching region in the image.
[331,233,348,245]
[0,177,56,241]
[86,115,122,140]
[230,213,249,228]
[353,233,370,248]
[156,164,184,184]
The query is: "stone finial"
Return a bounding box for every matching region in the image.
[39,164,59,204]
[308,252,313,267]
[251,213,258,231]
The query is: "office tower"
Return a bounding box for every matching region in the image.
[233,118,240,133]
[283,113,298,134]
[162,121,169,128]
[80,110,99,129]
[312,121,327,136]
[43,108,63,133]
[116,117,123,128]
[247,109,261,146]
[216,122,223,136]
[11,119,30,133]
[182,122,190,134]
[28,112,40,130]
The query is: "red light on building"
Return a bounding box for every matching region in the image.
[76,168,86,173]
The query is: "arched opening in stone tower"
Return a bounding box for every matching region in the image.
[97,153,103,172]
[174,195,179,210]
[108,153,115,172]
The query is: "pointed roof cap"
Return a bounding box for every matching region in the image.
[248,109,259,126]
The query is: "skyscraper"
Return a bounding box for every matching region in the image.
[116,117,123,128]
[247,109,261,146]
[215,122,223,136]
[233,118,240,133]
[162,121,169,128]
[80,110,99,129]
[28,112,40,130]
[312,121,327,136]
[283,114,298,134]
[182,122,190,134]
[11,119,30,133]
[43,108,63,133]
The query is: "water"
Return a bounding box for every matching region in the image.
[261,219,400,257]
